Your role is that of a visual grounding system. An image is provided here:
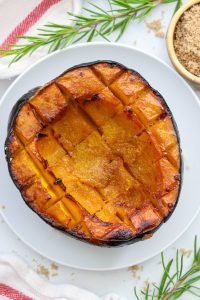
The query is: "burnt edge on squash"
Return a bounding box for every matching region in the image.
[4,60,183,247]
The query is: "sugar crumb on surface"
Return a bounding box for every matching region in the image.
[146,18,165,38]
[0,204,5,209]
[37,265,50,279]
[51,262,59,270]
[35,261,60,278]
[143,278,156,288]
[174,4,200,77]
[155,31,165,38]
[146,19,162,31]
[128,264,143,279]
[143,279,156,294]
[180,248,192,257]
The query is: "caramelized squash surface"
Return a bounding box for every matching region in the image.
[5,61,182,246]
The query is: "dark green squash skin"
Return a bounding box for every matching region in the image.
[5,61,183,247]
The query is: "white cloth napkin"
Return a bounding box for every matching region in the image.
[0,0,82,79]
[0,254,125,300]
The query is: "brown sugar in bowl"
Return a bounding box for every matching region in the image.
[167,0,200,85]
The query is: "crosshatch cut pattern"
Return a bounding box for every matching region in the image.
[5,61,181,246]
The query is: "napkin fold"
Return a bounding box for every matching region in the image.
[0,254,125,300]
[0,0,82,79]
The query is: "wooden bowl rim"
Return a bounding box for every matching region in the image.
[167,0,200,85]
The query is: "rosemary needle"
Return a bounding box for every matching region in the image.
[134,236,200,299]
[0,0,182,64]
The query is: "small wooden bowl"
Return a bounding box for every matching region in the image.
[167,0,200,85]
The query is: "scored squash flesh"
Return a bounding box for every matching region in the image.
[5,61,182,246]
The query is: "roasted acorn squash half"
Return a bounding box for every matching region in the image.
[5,61,182,246]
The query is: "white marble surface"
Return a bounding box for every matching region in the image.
[0,0,200,299]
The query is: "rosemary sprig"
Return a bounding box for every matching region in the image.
[134,236,200,299]
[0,0,182,64]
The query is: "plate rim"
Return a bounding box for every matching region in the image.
[1,42,200,271]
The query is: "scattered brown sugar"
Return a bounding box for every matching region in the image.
[180,248,192,257]
[37,265,50,279]
[155,31,165,38]
[128,264,143,279]
[36,262,59,278]
[147,19,162,31]
[51,262,59,270]
[174,4,200,77]
[0,204,5,209]
[146,19,165,38]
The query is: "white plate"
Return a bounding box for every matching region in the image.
[1,43,200,271]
